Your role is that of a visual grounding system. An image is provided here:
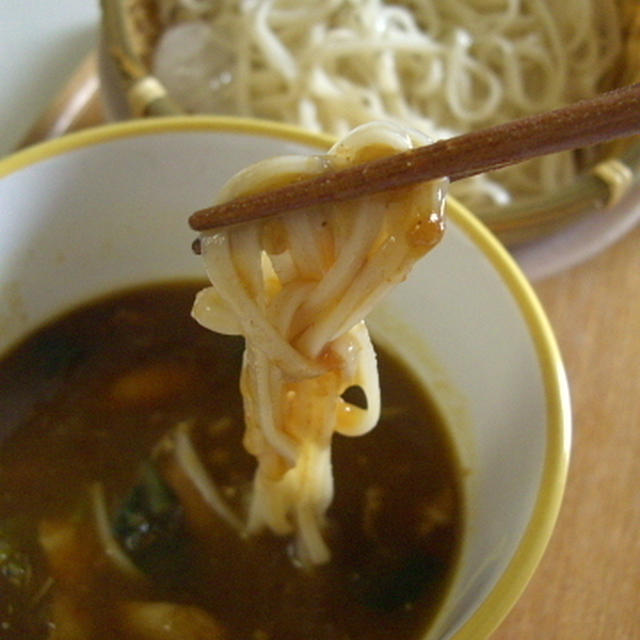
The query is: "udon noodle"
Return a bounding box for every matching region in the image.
[192,121,446,565]
[153,0,622,209]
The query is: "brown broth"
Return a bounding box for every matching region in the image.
[0,282,463,640]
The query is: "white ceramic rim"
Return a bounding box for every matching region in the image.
[0,116,571,639]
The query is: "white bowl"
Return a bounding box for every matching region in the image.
[0,117,571,639]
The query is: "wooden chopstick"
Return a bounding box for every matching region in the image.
[189,82,640,232]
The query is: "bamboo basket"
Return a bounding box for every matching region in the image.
[99,0,640,246]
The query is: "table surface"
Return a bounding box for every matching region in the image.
[2,5,640,638]
[494,224,640,640]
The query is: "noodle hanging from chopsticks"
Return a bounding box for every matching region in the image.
[191,121,447,565]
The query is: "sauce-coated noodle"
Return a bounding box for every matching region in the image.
[192,121,447,564]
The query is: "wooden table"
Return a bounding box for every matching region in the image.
[493,224,640,640]
[17,75,640,639]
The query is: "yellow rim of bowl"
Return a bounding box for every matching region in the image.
[0,116,571,639]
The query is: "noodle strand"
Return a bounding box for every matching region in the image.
[153,0,623,209]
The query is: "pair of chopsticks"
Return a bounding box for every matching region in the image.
[189,83,640,233]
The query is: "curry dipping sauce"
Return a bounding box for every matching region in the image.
[0,282,463,640]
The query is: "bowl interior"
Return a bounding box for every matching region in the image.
[0,118,570,640]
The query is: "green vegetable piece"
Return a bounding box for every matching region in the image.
[0,524,37,636]
[0,540,31,590]
[113,461,185,568]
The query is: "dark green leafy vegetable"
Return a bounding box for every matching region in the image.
[113,461,185,570]
[0,534,31,591]
[0,523,44,637]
